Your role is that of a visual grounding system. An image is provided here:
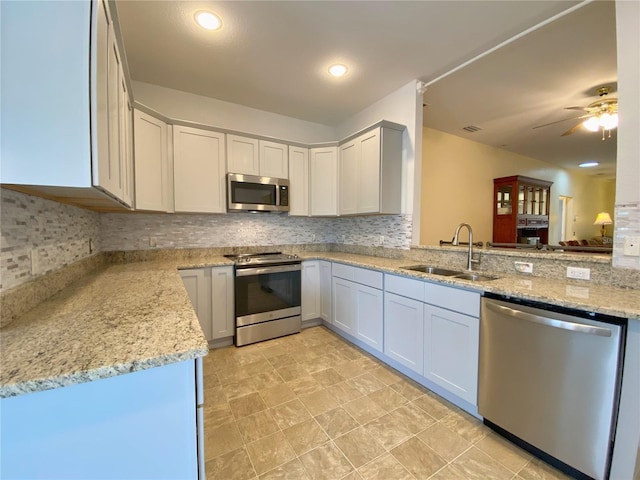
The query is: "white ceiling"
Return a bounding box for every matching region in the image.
[115,0,616,176]
[423,0,617,178]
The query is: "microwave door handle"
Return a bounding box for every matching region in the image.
[486,301,612,337]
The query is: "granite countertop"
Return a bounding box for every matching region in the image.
[2,251,638,399]
[0,258,232,399]
[298,252,640,319]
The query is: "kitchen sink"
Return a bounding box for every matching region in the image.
[453,273,499,282]
[401,265,462,276]
[401,265,500,282]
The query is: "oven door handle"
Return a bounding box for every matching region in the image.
[235,264,301,276]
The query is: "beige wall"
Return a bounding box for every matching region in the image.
[420,127,615,246]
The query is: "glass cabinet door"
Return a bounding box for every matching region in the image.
[496,185,513,215]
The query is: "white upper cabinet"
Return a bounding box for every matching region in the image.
[338,126,403,215]
[259,140,288,178]
[309,147,338,216]
[227,135,288,178]
[288,146,309,216]
[338,140,359,215]
[227,135,259,175]
[0,0,133,208]
[173,126,226,213]
[134,109,171,212]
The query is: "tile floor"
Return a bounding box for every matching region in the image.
[202,326,571,480]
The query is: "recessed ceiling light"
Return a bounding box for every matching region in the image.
[579,161,599,168]
[328,64,348,77]
[195,11,222,31]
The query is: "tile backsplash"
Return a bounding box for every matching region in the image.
[99,213,413,252]
[613,203,640,270]
[0,189,100,292]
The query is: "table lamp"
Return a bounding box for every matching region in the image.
[593,212,613,240]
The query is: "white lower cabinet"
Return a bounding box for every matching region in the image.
[354,283,383,352]
[332,277,356,334]
[302,260,320,321]
[423,304,479,405]
[319,261,332,323]
[180,266,234,343]
[384,292,424,374]
[383,273,481,407]
[332,263,383,352]
[210,266,234,339]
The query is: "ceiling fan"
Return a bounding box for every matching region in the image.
[533,86,618,139]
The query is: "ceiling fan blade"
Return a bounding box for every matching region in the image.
[532,114,590,129]
[561,122,585,136]
[565,106,590,111]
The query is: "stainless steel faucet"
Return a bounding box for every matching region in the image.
[452,223,480,271]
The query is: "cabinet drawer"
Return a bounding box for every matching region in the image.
[384,274,424,302]
[424,282,480,317]
[332,263,383,289]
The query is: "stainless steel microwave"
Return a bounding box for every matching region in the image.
[227,173,290,212]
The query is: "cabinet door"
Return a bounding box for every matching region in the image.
[355,284,383,352]
[424,304,479,405]
[301,261,320,321]
[133,110,169,211]
[211,266,234,340]
[93,0,111,192]
[118,68,133,207]
[259,140,288,178]
[319,261,332,323]
[173,126,226,213]
[309,147,338,216]
[332,277,356,334]
[104,26,124,200]
[288,146,309,216]
[179,269,212,341]
[358,129,381,213]
[227,134,259,175]
[384,292,424,374]
[339,140,359,215]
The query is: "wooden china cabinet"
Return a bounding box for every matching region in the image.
[493,176,553,244]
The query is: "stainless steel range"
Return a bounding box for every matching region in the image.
[225,252,302,346]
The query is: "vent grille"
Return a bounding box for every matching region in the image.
[462,125,482,133]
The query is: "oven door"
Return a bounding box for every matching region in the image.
[234,264,301,326]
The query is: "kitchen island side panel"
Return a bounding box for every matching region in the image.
[0,360,198,480]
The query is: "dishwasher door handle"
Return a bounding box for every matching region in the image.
[486,301,612,337]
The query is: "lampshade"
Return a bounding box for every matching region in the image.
[593,212,613,225]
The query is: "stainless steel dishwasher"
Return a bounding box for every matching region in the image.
[479,295,626,480]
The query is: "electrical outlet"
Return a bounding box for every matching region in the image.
[341,235,346,243]
[379,235,385,246]
[149,237,157,248]
[311,234,316,242]
[514,261,533,274]
[623,236,640,256]
[567,266,591,280]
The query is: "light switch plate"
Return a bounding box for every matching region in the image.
[623,236,640,256]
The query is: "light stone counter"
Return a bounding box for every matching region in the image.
[0,257,232,399]
[2,251,638,399]
[299,252,640,320]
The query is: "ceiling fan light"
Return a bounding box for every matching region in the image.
[600,112,618,130]
[583,116,600,132]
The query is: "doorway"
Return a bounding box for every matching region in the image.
[558,196,574,243]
